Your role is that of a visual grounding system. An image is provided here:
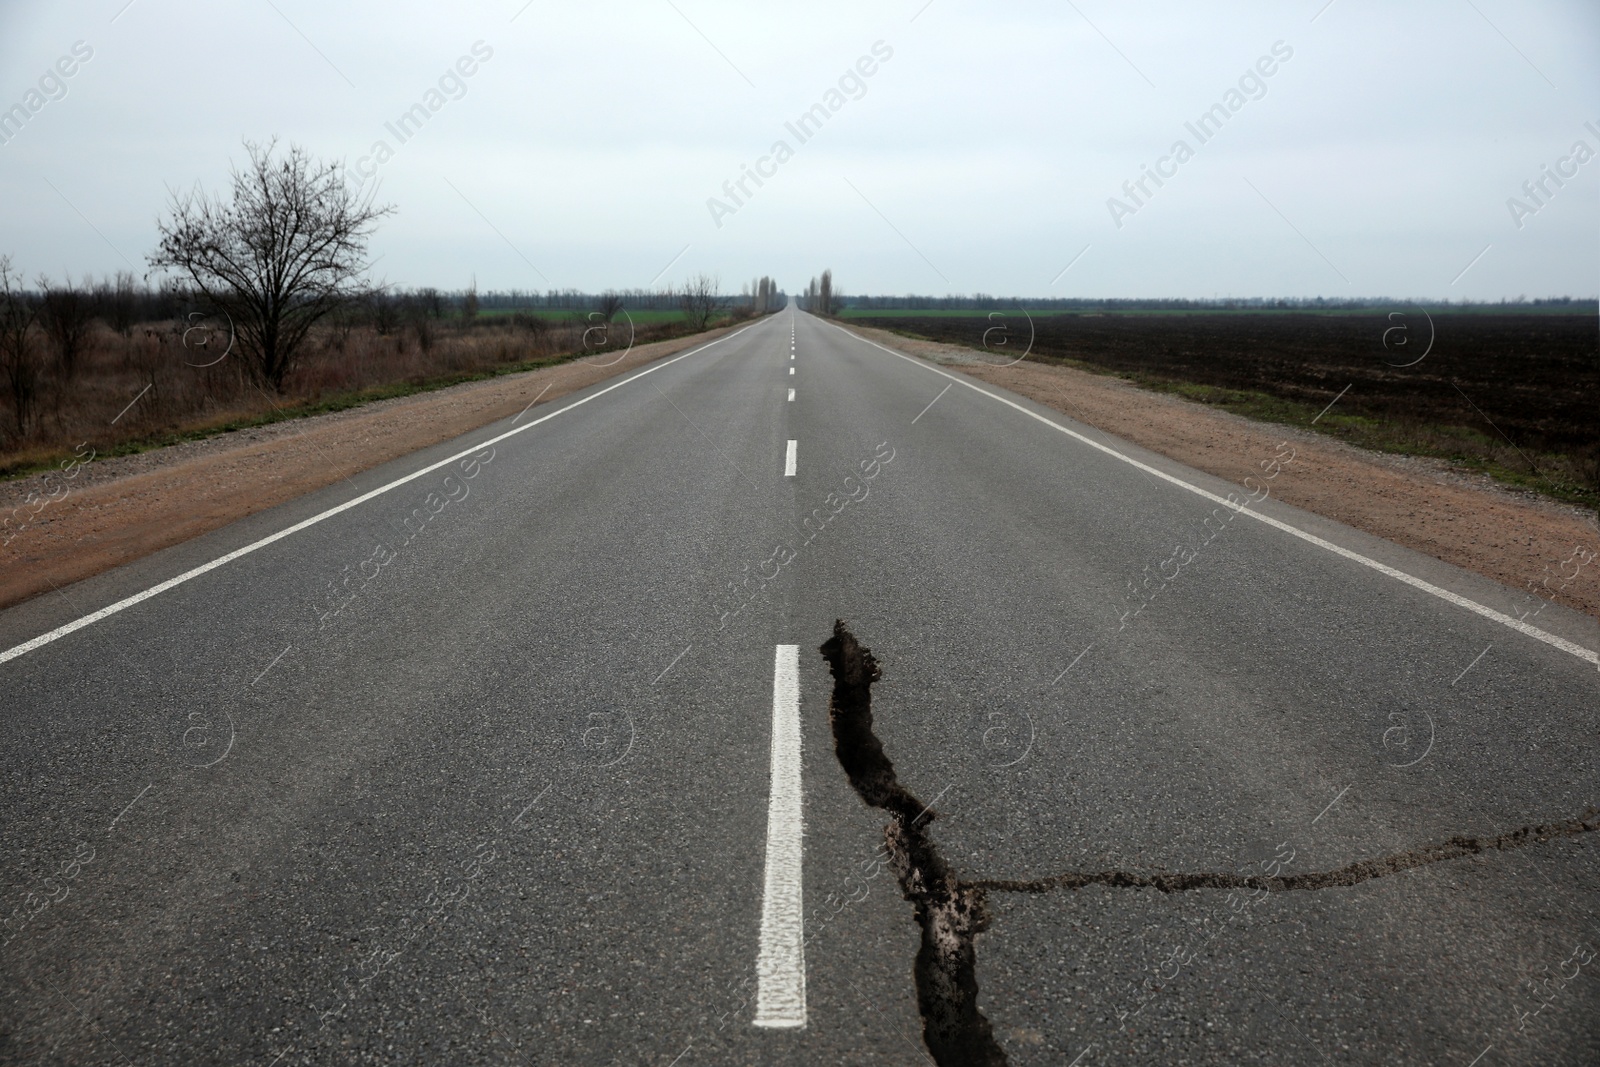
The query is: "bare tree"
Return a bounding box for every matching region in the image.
[461,276,479,322]
[368,291,401,335]
[595,291,624,322]
[818,269,834,317]
[402,292,435,353]
[0,258,43,439]
[93,271,138,338]
[36,275,93,380]
[327,299,361,353]
[678,272,720,331]
[149,139,392,390]
[511,311,548,339]
[416,287,443,319]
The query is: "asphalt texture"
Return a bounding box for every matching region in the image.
[2,304,1596,1065]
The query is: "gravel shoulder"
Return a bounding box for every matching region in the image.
[0,326,745,610]
[850,324,1600,621]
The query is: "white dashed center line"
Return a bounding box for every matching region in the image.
[754,644,806,1029]
[784,440,797,477]
[787,388,795,401]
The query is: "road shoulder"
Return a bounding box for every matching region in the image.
[847,323,1600,621]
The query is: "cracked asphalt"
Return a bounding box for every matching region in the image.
[2,304,1596,1065]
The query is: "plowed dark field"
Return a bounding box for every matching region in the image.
[850,311,1599,507]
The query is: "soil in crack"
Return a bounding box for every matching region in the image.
[820,620,1008,1067]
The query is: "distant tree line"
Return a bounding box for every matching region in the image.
[0,271,214,335]
[798,269,838,315]
[0,275,727,331]
[467,280,785,313]
[748,276,779,313]
[0,269,787,389]
[476,288,683,311]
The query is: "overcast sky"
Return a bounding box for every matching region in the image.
[1,1,1596,299]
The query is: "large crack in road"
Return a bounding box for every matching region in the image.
[818,620,1598,1067]
[820,620,1009,1066]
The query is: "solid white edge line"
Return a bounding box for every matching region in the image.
[0,320,771,667]
[784,440,798,477]
[754,643,806,1028]
[823,319,1600,670]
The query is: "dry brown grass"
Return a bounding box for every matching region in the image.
[0,311,717,477]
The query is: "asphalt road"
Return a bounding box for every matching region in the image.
[2,303,1596,1066]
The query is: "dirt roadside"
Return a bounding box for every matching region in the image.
[848,324,1600,622]
[0,324,749,611]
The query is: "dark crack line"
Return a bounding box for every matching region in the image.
[817,620,1600,1067]
[971,810,1599,895]
[821,621,1008,1067]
